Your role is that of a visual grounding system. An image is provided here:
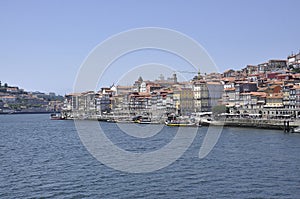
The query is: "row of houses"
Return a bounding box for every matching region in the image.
[222,52,300,119]
[223,80,300,119]
[64,52,300,119]
[63,74,224,118]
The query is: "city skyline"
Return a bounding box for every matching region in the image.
[1,0,299,94]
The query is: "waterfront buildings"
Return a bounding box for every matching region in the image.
[63,51,300,120]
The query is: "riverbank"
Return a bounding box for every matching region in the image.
[62,113,300,132]
[0,111,55,115]
[200,118,300,131]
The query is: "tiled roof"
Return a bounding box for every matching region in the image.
[250,92,267,97]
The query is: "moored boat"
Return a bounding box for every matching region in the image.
[132,115,152,124]
[165,121,196,127]
[138,119,152,124]
[50,113,65,120]
[292,126,300,133]
[165,114,198,127]
[200,118,224,126]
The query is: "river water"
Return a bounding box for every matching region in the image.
[0,114,300,198]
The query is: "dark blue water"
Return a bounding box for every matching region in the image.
[1,114,300,198]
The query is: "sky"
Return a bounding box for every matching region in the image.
[0,0,299,94]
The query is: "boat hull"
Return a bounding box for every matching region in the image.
[165,122,197,127]
[50,113,65,120]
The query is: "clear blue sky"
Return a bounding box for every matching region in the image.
[0,0,299,94]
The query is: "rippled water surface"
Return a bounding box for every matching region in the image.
[1,114,300,198]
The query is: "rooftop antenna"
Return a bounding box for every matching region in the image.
[197,69,201,80]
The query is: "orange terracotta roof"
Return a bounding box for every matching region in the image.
[207,81,222,85]
[0,96,16,99]
[273,81,284,85]
[293,85,300,89]
[250,92,267,97]
[269,85,281,89]
[222,77,235,82]
[277,74,291,77]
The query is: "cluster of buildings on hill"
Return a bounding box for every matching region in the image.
[63,52,300,120]
[64,73,223,119]
[0,81,63,114]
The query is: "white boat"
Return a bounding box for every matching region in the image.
[138,119,152,124]
[165,121,197,127]
[292,126,300,133]
[132,115,152,124]
[200,118,224,126]
[50,113,65,120]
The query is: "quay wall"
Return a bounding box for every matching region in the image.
[209,118,300,130]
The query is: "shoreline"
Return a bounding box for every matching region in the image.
[3,112,298,132]
[201,118,299,131]
[0,111,56,115]
[63,115,300,132]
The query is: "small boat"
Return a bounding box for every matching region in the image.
[132,115,152,124]
[165,114,198,127]
[292,126,300,133]
[137,118,152,124]
[107,119,117,123]
[199,118,224,126]
[165,121,196,127]
[98,118,109,122]
[50,113,65,120]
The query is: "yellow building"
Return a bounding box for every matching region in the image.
[173,85,194,115]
